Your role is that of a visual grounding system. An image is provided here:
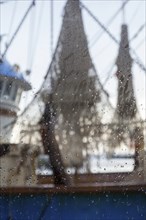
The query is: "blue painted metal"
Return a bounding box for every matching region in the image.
[0,59,31,90]
[0,192,146,220]
[0,60,25,81]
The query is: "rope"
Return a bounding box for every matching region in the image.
[103,63,116,86]
[129,1,142,25]
[4,0,146,130]
[0,0,11,4]
[81,2,146,73]
[50,0,54,59]
[27,3,36,70]
[130,23,146,42]
[135,37,145,50]
[3,26,64,130]
[122,0,126,23]
[15,119,146,135]
[27,0,44,71]
[2,0,36,58]
[89,0,130,49]
[93,41,111,60]
[7,1,17,43]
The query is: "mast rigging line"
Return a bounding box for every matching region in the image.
[4,1,145,129]
[8,119,146,135]
[130,23,146,42]
[0,0,11,4]
[27,1,44,70]
[81,2,146,73]
[135,37,145,50]
[51,0,54,59]
[27,4,36,70]
[2,0,36,58]
[7,0,17,43]
[103,62,116,87]
[4,28,64,130]
[89,0,130,49]
[93,41,111,60]
[128,1,142,26]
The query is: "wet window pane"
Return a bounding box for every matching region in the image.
[0,1,145,219]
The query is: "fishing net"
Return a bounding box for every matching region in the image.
[108,25,145,165]
[11,1,145,172]
[12,0,113,169]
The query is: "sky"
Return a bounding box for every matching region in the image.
[0,0,146,119]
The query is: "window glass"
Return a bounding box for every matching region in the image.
[11,84,18,101]
[15,88,22,104]
[0,79,3,97]
[36,155,53,175]
[4,81,12,98]
[0,3,145,219]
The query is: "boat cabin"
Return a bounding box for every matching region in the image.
[0,58,31,143]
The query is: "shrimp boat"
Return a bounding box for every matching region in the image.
[0,0,146,219]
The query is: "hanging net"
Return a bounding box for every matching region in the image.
[12,0,113,170]
[108,25,145,169]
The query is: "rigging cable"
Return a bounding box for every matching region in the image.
[0,0,11,4]
[27,1,37,70]
[7,0,17,43]
[4,1,145,128]
[0,34,7,44]
[128,1,142,26]
[83,1,130,93]
[23,4,36,109]
[103,62,116,86]
[51,0,54,59]
[130,23,146,42]
[81,2,146,73]
[3,26,64,130]
[93,41,112,60]
[29,1,44,70]
[2,0,36,58]
[89,0,130,49]
[122,0,126,23]
[24,1,44,109]
[135,37,145,50]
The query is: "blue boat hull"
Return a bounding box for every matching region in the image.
[0,190,146,220]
